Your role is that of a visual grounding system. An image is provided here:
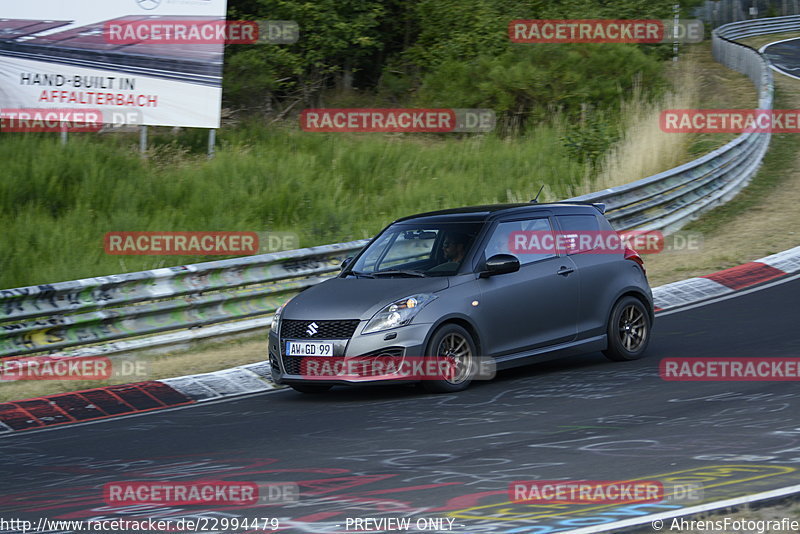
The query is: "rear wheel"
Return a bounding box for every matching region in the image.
[603,296,651,361]
[290,384,333,394]
[422,324,477,393]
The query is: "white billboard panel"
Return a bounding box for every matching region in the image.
[0,0,227,128]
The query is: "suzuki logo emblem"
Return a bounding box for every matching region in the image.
[306,322,319,336]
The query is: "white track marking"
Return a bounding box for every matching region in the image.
[760,37,800,80]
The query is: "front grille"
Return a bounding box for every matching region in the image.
[279,319,360,375]
[283,355,304,375]
[280,319,360,340]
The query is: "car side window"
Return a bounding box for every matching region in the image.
[484,218,556,265]
[556,214,601,254]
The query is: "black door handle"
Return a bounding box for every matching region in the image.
[557,266,574,276]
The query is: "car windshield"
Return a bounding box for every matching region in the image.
[349,221,483,277]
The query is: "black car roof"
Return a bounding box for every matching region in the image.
[393,202,602,224]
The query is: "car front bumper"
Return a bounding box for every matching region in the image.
[268,321,433,386]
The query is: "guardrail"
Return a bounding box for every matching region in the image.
[570,16,783,233]
[0,241,368,359]
[712,14,800,38]
[1,16,797,360]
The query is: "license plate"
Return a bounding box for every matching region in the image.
[286,341,334,357]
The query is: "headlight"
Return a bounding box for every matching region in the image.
[363,294,437,334]
[271,297,293,332]
[271,305,283,331]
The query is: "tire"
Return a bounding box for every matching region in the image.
[290,384,333,394]
[603,296,651,361]
[421,324,477,393]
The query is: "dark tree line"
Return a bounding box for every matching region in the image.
[224,0,705,132]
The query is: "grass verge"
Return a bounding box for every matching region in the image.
[643,70,800,287]
[0,124,589,289]
[584,43,755,194]
[738,31,800,51]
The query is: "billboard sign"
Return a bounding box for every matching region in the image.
[0,0,227,128]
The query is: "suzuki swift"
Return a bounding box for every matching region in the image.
[268,202,654,393]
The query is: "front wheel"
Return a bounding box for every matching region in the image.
[421,324,477,393]
[603,296,651,361]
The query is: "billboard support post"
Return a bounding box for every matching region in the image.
[208,129,216,159]
[139,125,148,157]
[673,4,680,62]
[60,130,67,146]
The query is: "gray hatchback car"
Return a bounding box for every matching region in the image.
[269,202,653,393]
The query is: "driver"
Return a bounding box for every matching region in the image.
[443,233,468,263]
[428,232,470,272]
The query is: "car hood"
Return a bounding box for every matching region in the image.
[283,276,450,321]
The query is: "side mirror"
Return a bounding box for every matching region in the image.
[480,254,520,278]
[341,256,354,270]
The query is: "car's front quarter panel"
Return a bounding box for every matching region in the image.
[268,275,486,384]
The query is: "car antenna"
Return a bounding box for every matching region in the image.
[530,185,545,203]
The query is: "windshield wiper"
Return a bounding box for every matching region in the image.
[349,270,375,278]
[372,269,426,277]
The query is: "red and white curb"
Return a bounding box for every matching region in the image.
[0,362,278,433]
[652,245,800,310]
[160,361,277,400]
[1,245,798,434]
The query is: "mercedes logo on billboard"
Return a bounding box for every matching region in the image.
[136,0,161,10]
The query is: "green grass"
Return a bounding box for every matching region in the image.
[681,90,799,236]
[677,34,799,237]
[0,122,586,289]
[738,31,800,51]
[682,33,800,230]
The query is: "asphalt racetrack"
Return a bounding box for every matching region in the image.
[1,276,800,533]
[762,37,800,79]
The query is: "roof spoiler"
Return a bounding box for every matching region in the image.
[529,200,607,214]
